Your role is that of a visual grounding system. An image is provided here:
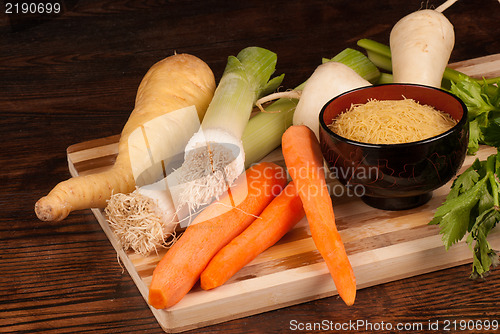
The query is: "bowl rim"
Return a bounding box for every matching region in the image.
[318,83,469,149]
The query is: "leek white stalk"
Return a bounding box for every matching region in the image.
[174,47,283,212]
[105,105,203,255]
[105,188,178,256]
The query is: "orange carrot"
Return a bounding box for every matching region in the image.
[200,181,305,290]
[281,125,356,306]
[148,161,287,309]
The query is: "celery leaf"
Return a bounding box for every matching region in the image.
[431,152,500,278]
[467,207,500,279]
[483,116,500,147]
[449,76,500,155]
[431,176,488,249]
[450,76,495,118]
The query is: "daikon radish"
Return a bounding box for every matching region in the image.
[292,62,371,139]
[390,9,455,87]
[35,54,216,222]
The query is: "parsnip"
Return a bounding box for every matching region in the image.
[35,54,216,222]
[390,9,455,87]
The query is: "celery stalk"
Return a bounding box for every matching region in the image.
[377,73,394,84]
[365,51,393,73]
[357,39,392,58]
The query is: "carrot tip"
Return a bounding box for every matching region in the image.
[200,274,219,291]
[148,289,167,309]
[338,287,356,306]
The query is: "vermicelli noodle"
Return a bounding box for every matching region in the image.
[328,98,457,144]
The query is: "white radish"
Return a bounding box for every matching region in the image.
[292,61,371,139]
[390,9,455,87]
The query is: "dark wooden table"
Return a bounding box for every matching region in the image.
[2,1,500,333]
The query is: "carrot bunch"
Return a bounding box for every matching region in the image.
[200,181,305,290]
[149,161,291,309]
[149,126,356,309]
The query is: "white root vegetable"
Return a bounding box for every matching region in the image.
[390,9,455,88]
[292,61,371,139]
[35,54,215,222]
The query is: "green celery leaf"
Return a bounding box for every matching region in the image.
[482,115,500,147]
[483,81,500,109]
[477,187,495,214]
[496,149,500,175]
[467,118,482,155]
[449,76,500,155]
[431,176,489,249]
[467,207,500,279]
[450,75,495,119]
[446,160,481,200]
[431,151,500,279]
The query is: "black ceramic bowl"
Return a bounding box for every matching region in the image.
[319,84,468,210]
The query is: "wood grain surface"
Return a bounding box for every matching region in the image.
[68,137,500,332]
[2,1,500,333]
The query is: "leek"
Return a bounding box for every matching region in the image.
[242,95,298,167]
[324,48,381,84]
[175,46,284,212]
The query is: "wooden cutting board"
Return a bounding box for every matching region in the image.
[67,54,500,333]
